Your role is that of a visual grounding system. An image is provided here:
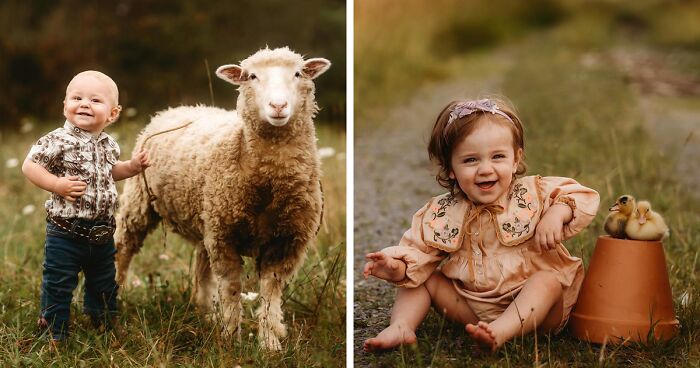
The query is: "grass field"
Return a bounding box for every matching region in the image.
[355,0,700,366]
[0,117,346,367]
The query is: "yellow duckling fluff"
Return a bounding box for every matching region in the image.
[604,195,636,239]
[625,200,669,241]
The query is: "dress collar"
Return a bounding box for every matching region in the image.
[421,176,544,252]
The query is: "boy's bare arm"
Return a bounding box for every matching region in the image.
[22,159,86,202]
[112,149,150,181]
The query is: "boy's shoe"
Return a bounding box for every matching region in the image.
[48,339,62,352]
[108,317,126,348]
[37,317,49,331]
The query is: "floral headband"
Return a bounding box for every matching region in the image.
[445,99,515,132]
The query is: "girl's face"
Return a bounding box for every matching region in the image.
[449,122,521,204]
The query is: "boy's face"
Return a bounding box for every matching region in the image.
[63,75,119,134]
[449,121,521,205]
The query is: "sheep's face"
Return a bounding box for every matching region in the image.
[216,48,330,128]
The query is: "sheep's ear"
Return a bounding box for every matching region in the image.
[216,64,244,85]
[303,58,331,79]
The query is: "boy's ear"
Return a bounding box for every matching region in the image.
[108,105,122,123]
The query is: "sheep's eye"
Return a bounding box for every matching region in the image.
[294,71,301,78]
[249,73,257,80]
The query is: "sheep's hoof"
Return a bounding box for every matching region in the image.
[116,272,127,287]
[259,329,283,351]
[272,321,288,339]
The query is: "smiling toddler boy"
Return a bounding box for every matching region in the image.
[22,70,150,344]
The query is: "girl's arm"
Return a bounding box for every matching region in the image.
[112,149,150,181]
[534,203,573,252]
[364,252,407,282]
[22,159,86,202]
[534,176,600,252]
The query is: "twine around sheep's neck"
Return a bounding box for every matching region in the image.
[140,121,194,203]
[138,120,325,236]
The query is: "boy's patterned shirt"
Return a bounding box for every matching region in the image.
[27,121,120,219]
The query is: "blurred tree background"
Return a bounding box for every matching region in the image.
[0,0,346,129]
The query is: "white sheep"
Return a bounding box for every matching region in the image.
[114,47,330,350]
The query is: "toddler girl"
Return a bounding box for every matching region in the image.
[363,98,600,353]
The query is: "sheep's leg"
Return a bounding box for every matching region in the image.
[114,178,160,286]
[191,243,219,312]
[205,235,243,339]
[256,236,308,351]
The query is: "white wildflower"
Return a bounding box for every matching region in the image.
[20,119,34,134]
[125,107,138,118]
[131,277,143,288]
[318,147,336,159]
[158,253,170,261]
[241,292,259,301]
[22,204,35,215]
[6,158,19,168]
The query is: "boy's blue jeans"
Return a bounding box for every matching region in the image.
[40,221,118,341]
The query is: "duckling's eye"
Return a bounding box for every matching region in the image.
[620,196,628,204]
[249,73,257,81]
[294,71,301,78]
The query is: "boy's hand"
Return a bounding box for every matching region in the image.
[129,149,151,174]
[363,252,406,282]
[52,176,87,202]
[534,203,572,253]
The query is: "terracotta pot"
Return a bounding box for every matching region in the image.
[569,236,679,344]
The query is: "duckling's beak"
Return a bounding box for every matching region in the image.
[609,204,619,212]
[639,216,647,225]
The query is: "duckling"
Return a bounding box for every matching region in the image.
[604,195,635,239]
[625,200,669,241]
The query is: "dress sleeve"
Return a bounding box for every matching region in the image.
[381,202,447,288]
[539,176,600,240]
[26,133,61,170]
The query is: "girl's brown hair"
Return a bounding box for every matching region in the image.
[427,97,527,196]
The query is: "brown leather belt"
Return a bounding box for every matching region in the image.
[47,216,116,245]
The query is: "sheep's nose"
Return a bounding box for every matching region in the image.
[269,101,288,111]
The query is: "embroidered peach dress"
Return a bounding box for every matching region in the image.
[382,175,600,329]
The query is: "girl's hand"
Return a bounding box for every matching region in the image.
[534,203,572,252]
[129,149,151,174]
[52,176,87,202]
[363,252,406,282]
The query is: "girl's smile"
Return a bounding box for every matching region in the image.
[449,121,521,204]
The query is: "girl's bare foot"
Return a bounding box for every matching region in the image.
[364,323,417,352]
[466,321,498,354]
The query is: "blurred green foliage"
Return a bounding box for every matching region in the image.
[355,0,700,122]
[0,0,346,128]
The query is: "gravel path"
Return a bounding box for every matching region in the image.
[640,98,700,191]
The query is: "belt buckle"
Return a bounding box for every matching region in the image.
[89,225,114,245]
